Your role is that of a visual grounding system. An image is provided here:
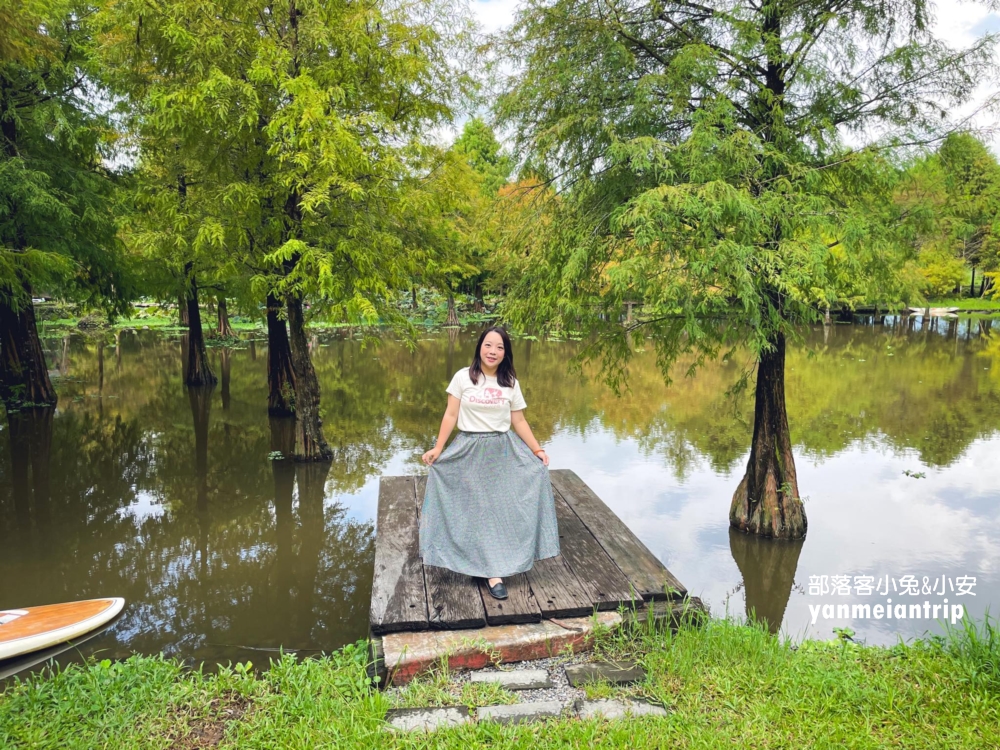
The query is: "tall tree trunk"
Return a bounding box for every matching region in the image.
[216,296,235,338]
[184,267,217,386]
[0,282,57,408]
[980,275,986,298]
[286,293,332,460]
[411,285,418,309]
[267,293,296,416]
[178,293,189,326]
[473,282,485,313]
[445,292,459,327]
[970,266,976,298]
[729,332,807,539]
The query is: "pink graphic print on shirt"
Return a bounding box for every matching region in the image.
[469,386,504,405]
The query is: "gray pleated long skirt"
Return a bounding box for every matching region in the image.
[419,430,560,578]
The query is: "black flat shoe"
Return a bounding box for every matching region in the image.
[485,579,508,600]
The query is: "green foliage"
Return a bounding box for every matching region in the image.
[99,0,476,330]
[0,0,134,315]
[899,132,1000,299]
[453,117,515,197]
[494,0,996,389]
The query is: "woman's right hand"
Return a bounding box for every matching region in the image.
[422,447,442,466]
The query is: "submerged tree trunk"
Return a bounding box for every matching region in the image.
[0,283,57,408]
[286,294,332,460]
[216,297,235,338]
[729,332,807,539]
[184,267,217,386]
[266,293,296,416]
[445,292,459,327]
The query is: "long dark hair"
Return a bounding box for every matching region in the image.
[469,326,517,387]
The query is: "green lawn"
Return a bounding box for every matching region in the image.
[926,297,1000,311]
[2,616,998,749]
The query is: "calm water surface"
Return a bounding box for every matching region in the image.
[2,317,999,674]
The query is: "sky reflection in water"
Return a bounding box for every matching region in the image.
[1,316,998,673]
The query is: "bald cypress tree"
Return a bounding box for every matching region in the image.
[1,0,131,409]
[497,0,995,537]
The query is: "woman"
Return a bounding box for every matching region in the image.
[419,326,560,600]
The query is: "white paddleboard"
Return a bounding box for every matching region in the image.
[0,598,124,661]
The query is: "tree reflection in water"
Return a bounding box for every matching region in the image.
[2,319,999,665]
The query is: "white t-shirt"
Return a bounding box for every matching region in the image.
[446,367,527,433]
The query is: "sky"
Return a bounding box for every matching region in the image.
[463,0,1000,150]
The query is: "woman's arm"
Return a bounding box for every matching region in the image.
[422,395,461,465]
[511,410,548,466]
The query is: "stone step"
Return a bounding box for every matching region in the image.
[468,669,553,690]
[565,660,644,686]
[477,701,564,725]
[385,706,471,732]
[576,698,669,719]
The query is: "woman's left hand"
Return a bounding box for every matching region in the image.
[535,450,549,466]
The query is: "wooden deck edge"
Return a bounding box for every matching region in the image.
[380,611,622,687]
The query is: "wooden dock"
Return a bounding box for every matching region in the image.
[370,469,687,635]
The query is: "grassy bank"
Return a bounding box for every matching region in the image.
[926,297,1000,311]
[34,289,497,336]
[2,616,998,749]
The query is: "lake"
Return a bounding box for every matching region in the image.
[2,316,998,674]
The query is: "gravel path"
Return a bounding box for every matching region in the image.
[386,652,596,707]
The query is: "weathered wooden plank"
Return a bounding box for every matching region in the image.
[415,476,487,630]
[477,574,541,626]
[526,555,595,618]
[550,470,686,601]
[551,488,638,610]
[423,565,488,630]
[370,476,429,634]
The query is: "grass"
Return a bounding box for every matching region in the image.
[926,296,1000,311]
[2,617,999,748]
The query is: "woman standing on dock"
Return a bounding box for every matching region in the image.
[419,327,560,600]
